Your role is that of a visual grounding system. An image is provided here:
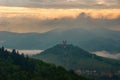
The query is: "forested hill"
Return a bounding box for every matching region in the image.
[0,47,90,80]
[34,44,120,71]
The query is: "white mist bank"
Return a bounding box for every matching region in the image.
[6,48,120,59]
[18,50,43,56]
[92,51,120,60]
[7,49,43,56]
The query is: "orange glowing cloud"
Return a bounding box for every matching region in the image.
[0,6,80,19]
[83,9,120,19]
[0,6,120,20]
[0,6,120,33]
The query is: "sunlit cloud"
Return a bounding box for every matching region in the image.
[0,6,120,20]
[0,6,120,33]
[0,6,81,19]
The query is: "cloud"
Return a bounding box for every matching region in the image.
[0,11,120,33]
[0,6,120,33]
[0,17,55,33]
[1,6,120,19]
[109,26,120,31]
[92,51,120,59]
[7,48,43,56]
[38,12,120,31]
[0,7,81,19]
[0,0,119,8]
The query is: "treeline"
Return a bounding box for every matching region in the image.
[0,47,90,80]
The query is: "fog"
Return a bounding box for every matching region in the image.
[6,48,120,59]
[7,48,43,56]
[92,51,120,60]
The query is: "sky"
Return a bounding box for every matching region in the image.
[0,0,120,33]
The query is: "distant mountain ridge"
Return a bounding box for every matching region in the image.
[0,29,120,53]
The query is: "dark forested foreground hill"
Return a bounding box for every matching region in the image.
[0,47,90,80]
[33,44,120,80]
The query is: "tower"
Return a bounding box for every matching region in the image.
[1,46,5,52]
[62,40,67,48]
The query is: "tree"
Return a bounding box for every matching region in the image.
[0,46,5,52]
[12,49,16,54]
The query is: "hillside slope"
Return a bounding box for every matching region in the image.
[0,47,89,80]
[33,44,120,71]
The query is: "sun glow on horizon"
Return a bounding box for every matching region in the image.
[0,6,120,20]
[0,6,120,33]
